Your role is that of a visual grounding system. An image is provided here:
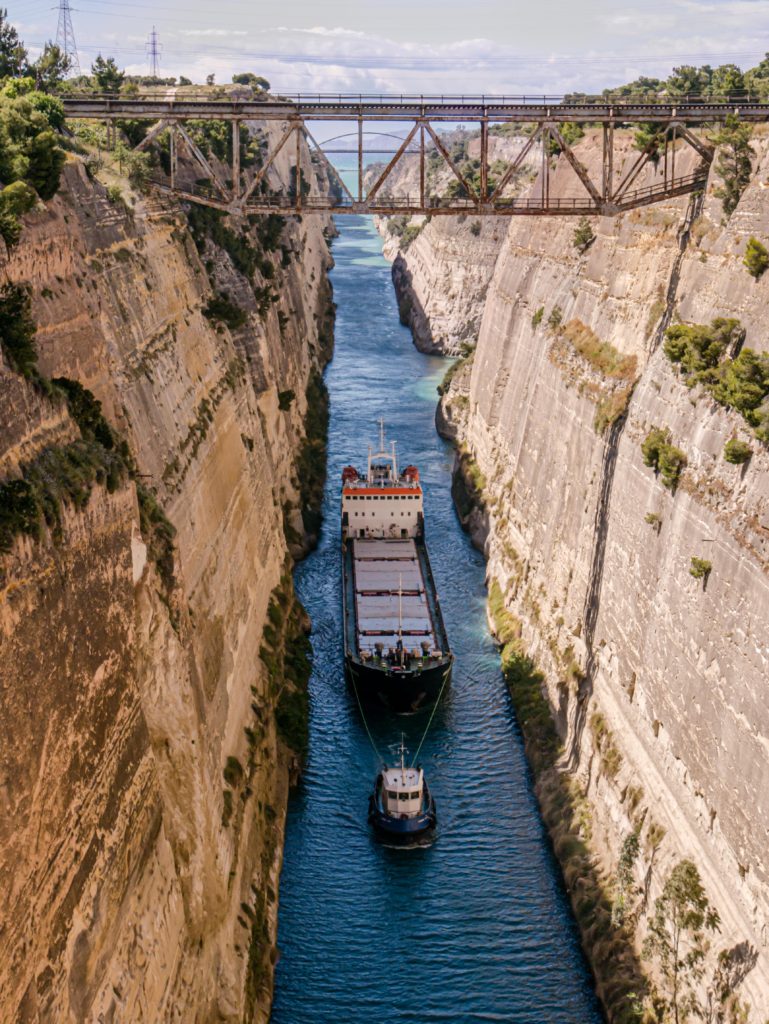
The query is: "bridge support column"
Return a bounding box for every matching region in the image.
[602,121,614,202]
[295,124,302,212]
[170,126,176,190]
[358,116,363,203]
[419,124,425,207]
[232,119,241,201]
[480,118,488,202]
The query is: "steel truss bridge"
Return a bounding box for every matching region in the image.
[62,94,769,218]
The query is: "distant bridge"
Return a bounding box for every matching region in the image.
[62,93,769,218]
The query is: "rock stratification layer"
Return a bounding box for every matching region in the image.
[0,137,333,1023]
[435,131,769,1016]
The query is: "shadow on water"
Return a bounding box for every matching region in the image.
[270,214,604,1024]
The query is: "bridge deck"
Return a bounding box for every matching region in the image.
[62,95,769,124]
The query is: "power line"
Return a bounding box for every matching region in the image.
[54,0,81,76]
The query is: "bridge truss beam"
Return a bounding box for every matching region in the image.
[61,95,736,217]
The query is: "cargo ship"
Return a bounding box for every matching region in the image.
[341,423,453,713]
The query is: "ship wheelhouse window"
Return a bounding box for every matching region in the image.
[387,791,397,800]
[398,792,410,801]
[411,792,420,799]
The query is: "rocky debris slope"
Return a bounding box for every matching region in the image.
[0,124,333,1024]
[439,128,769,1018]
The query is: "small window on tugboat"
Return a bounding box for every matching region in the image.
[398,792,409,801]
[387,791,397,800]
[411,792,420,799]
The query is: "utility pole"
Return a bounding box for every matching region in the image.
[55,0,81,78]
[146,26,161,79]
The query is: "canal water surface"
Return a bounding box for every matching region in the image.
[270,215,603,1023]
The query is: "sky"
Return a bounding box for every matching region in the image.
[8,0,769,95]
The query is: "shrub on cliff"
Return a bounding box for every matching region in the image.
[663,318,743,375]
[0,281,38,377]
[641,427,687,489]
[572,217,595,253]
[202,292,248,330]
[723,438,752,464]
[743,236,769,279]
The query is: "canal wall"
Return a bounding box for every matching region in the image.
[0,125,333,1022]
[429,129,769,1018]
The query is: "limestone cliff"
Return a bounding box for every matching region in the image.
[434,128,769,1017]
[0,125,333,1023]
[372,132,539,354]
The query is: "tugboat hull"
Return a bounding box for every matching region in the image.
[346,656,452,714]
[368,774,437,842]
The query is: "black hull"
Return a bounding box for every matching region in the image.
[347,655,452,714]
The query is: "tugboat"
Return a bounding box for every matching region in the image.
[341,422,453,713]
[368,739,437,842]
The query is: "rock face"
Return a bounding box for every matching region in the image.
[0,130,333,1023]
[373,133,539,354]
[437,130,769,1015]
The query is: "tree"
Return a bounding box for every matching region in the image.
[743,236,769,279]
[573,216,595,252]
[710,115,754,217]
[0,8,26,78]
[709,64,745,97]
[31,42,70,92]
[232,72,270,91]
[91,54,124,93]
[643,860,720,1024]
[666,64,711,96]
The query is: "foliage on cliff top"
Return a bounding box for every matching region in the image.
[561,319,638,381]
[0,81,66,244]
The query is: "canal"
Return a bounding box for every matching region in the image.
[270,214,603,1023]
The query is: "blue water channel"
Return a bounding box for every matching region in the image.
[270,214,603,1023]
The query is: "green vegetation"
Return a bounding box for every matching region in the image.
[689,557,712,581]
[260,573,312,764]
[91,54,124,92]
[723,438,752,464]
[277,389,295,411]
[0,281,39,378]
[531,306,544,328]
[641,427,688,490]
[202,292,248,330]
[743,236,769,279]
[0,81,66,244]
[710,115,754,217]
[572,216,596,253]
[437,344,474,396]
[611,830,640,926]
[0,286,177,593]
[643,860,720,1023]
[399,223,422,250]
[663,318,769,442]
[663,317,743,375]
[549,121,585,156]
[296,371,329,542]
[644,511,662,529]
[547,306,563,330]
[223,755,244,787]
[468,220,481,237]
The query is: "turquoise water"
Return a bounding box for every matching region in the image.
[270,215,603,1023]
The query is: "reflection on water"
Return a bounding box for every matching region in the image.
[270,216,603,1023]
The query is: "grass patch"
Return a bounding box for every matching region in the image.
[561,319,637,381]
[296,371,329,544]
